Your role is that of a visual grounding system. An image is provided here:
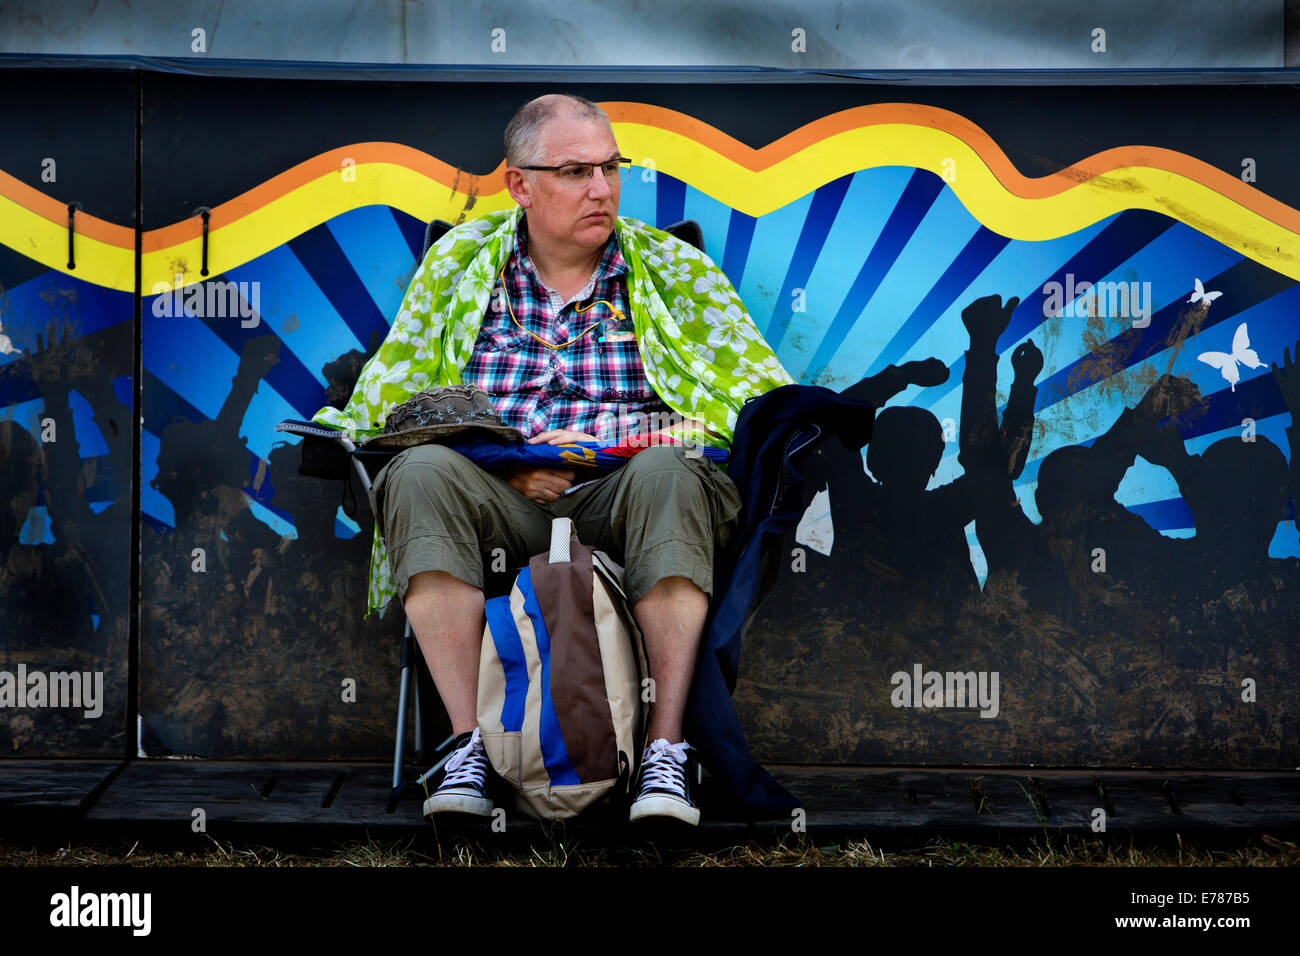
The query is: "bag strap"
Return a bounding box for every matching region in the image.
[548,517,579,564]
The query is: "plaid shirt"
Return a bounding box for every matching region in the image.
[459,215,670,441]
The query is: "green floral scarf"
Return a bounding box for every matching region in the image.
[313,206,793,615]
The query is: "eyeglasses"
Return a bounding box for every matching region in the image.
[519,157,632,187]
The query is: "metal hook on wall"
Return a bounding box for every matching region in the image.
[66,202,81,270]
[194,206,212,277]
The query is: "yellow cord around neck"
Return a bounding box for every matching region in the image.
[497,267,629,350]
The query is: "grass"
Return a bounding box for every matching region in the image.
[2,831,1296,868]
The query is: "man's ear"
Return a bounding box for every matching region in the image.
[504,168,532,209]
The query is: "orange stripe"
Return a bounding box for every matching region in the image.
[0,169,135,247]
[600,101,1300,233]
[141,142,508,251]
[5,103,1298,249]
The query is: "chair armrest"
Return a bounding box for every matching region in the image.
[276,419,361,482]
[276,420,398,486]
[276,419,357,450]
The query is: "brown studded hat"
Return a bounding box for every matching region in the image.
[364,385,526,450]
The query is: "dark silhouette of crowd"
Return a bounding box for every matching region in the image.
[803,293,1300,629]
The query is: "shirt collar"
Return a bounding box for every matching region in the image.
[516,213,627,295]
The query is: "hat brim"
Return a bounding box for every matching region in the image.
[363,422,527,451]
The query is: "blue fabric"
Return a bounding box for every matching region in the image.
[441,438,728,472]
[484,593,528,733]
[686,384,877,817]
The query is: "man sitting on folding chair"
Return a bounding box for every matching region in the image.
[312,93,792,825]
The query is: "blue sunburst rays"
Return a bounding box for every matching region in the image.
[899,210,1178,412]
[916,284,1299,562]
[143,298,299,464]
[919,241,1298,480]
[325,205,422,322]
[884,220,1114,411]
[680,185,738,263]
[225,245,366,391]
[138,203,429,542]
[615,165,658,226]
[777,167,944,384]
[1014,279,1300,461]
[928,296,1297,508]
[733,193,816,339]
[142,206,431,456]
[819,185,982,382]
[1028,256,1295,417]
[864,223,1012,393]
[986,220,1247,410]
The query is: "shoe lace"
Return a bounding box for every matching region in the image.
[442,727,488,788]
[639,738,690,793]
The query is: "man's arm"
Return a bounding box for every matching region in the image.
[949,295,1038,576]
[957,294,1020,477]
[841,358,949,407]
[1001,340,1042,481]
[500,428,598,503]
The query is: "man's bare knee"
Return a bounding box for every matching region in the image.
[404,570,483,612]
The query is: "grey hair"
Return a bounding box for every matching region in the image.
[504,94,611,168]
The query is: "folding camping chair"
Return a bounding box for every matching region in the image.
[277,216,709,801]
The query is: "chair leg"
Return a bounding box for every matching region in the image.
[391,619,414,795]
[413,637,425,760]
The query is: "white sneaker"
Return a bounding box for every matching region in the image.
[628,738,700,825]
[423,727,494,818]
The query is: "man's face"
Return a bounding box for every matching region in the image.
[510,112,621,253]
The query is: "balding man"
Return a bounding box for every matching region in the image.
[314,93,792,825]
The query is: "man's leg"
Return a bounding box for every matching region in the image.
[370,444,552,813]
[403,571,484,736]
[556,445,742,822]
[633,575,708,744]
[558,446,741,737]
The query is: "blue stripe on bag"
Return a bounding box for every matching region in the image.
[517,566,582,787]
[485,593,528,733]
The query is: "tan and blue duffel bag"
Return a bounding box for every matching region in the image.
[477,517,650,819]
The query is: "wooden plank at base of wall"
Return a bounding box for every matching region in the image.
[1,760,1293,835]
[0,760,125,818]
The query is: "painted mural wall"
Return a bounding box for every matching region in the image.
[2,74,1297,765]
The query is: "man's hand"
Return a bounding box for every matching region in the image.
[505,467,577,503]
[899,357,949,388]
[504,430,595,503]
[528,429,598,445]
[961,294,1020,348]
[1011,339,1044,382]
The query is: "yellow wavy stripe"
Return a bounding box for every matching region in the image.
[7,122,1300,292]
[609,121,1300,277]
[141,163,513,292]
[0,193,135,291]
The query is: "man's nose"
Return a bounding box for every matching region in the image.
[587,169,613,199]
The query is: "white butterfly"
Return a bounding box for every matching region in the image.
[1197,322,1264,392]
[1188,278,1222,306]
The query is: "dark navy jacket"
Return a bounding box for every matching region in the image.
[687,384,876,816]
